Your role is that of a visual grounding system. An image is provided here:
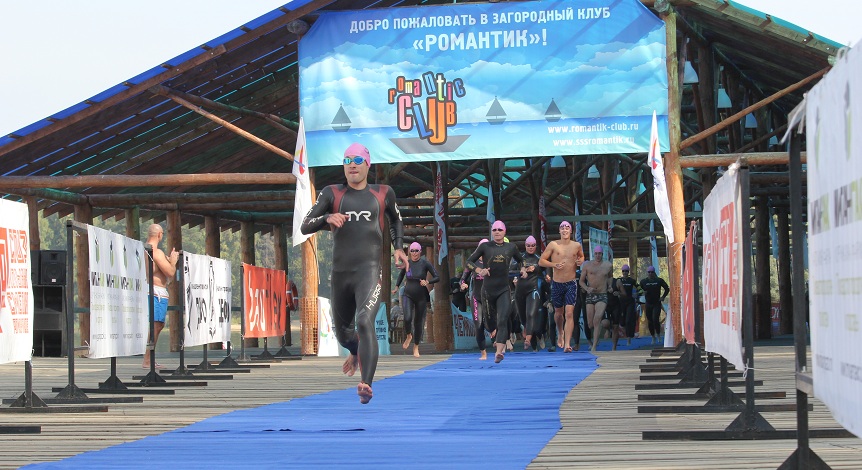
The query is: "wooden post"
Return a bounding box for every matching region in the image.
[166,210,183,351]
[754,197,772,339]
[124,208,141,240]
[24,197,40,251]
[424,245,436,344]
[300,172,319,355]
[240,221,258,348]
[74,203,92,354]
[433,161,453,351]
[204,215,223,349]
[776,207,793,335]
[660,3,686,344]
[379,164,393,327]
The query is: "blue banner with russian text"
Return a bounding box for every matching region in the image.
[299,0,669,167]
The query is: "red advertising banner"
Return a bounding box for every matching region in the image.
[242,263,286,338]
[0,199,33,364]
[682,221,697,344]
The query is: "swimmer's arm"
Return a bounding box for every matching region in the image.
[301,187,334,234]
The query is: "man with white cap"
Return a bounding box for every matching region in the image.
[580,245,613,352]
[301,142,408,404]
[538,221,585,352]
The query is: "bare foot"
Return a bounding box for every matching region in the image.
[557,336,565,349]
[402,334,412,350]
[506,340,514,351]
[494,352,504,363]
[573,343,579,351]
[342,354,359,376]
[357,382,373,404]
[413,345,420,358]
[479,350,487,360]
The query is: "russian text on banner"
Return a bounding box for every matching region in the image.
[701,163,745,371]
[299,0,668,165]
[183,252,232,347]
[87,225,148,359]
[806,44,862,438]
[0,199,33,364]
[242,263,286,339]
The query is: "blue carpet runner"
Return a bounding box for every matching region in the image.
[27,339,651,469]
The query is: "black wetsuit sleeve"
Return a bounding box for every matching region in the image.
[424,260,440,284]
[660,278,670,301]
[396,268,406,287]
[384,186,404,249]
[465,245,484,272]
[460,269,470,284]
[300,186,333,235]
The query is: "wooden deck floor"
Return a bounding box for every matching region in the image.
[1,343,859,469]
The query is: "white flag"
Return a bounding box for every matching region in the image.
[650,219,660,271]
[486,184,495,224]
[649,111,675,243]
[434,162,448,264]
[292,118,312,247]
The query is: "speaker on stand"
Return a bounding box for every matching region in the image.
[31,250,67,357]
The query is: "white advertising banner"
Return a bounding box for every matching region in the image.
[87,225,148,359]
[0,200,33,364]
[182,252,232,347]
[317,297,339,357]
[588,226,612,261]
[701,164,745,371]
[806,45,862,438]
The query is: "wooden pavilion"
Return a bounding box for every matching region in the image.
[0,0,843,353]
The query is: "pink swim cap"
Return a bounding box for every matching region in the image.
[560,221,571,229]
[525,235,536,245]
[343,143,370,166]
[409,242,421,252]
[491,220,506,232]
[594,245,603,253]
[621,264,630,271]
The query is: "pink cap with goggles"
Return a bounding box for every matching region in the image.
[409,242,422,252]
[343,143,370,166]
[491,220,506,232]
[525,235,536,245]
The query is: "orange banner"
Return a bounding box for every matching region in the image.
[242,263,286,338]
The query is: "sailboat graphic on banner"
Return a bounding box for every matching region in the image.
[486,97,506,125]
[545,98,562,122]
[331,104,351,133]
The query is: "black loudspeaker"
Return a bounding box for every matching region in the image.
[38,250,66,286]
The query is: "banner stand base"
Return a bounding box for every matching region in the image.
[0,425,41,434]
[779,447,833,470]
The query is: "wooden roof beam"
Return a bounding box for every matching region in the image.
[0,172,295,189]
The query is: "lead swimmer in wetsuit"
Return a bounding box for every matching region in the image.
[300,143,407,404]
[514,235,545,351]
[395,241,440,358]
[461,238,493,360]
[466,220,525,363]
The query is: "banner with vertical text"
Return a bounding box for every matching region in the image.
[0,200,33,364]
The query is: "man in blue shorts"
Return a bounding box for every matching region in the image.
[538,221,585,352]
[144,224,177,369]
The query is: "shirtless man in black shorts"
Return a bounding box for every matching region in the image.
[301,143,407,404]
[538,221,585,352]
[580,245,613,352]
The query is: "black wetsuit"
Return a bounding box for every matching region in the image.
[466,241,523,345]
[618,275,639,338]
[395,257,439,345]
[640,275,669,337]
[301,183,403,387]
[514,252,544,345]
[461,261,492,349]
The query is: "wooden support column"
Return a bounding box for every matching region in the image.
[660,2,686,344]
[379,164,393,325]
[74,203,92,353]
[433,161,452,351]
[754,197,772,339]
[165,210,183,351]
[300,172,319,355]
[273,223,291,346]
[240,221,258,348]
[776,207,793,335]
[204,215,223,349]
[424,245,436,344]
[125,208,141,240]
[24,196,40,251]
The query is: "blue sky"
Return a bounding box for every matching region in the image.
[1,0,858,137]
